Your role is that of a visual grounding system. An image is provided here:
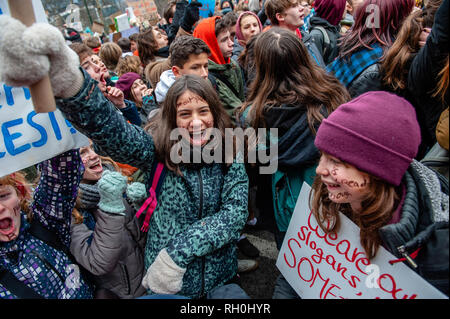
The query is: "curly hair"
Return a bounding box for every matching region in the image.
[116,55,142,77]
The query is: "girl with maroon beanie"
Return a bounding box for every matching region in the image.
[312,91,449,296]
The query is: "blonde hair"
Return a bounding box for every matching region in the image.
[99,42,123,71]
[116,55,142,77]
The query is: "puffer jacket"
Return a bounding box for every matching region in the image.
[0,150,93,299]
[155,69,176,104]
[70,195,147,299]
[379,160,449,295]
[56,70,249,299]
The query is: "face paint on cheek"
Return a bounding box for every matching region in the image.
[329,192,351,200]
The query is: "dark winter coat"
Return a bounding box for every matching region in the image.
[0,151,93,299]
[406,0,449,155]
[379,160,449,296]
[70,193,147,299]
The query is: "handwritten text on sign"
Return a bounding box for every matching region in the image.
[0,1,89,177]
[0,84,88,178]
[276,182,447,299]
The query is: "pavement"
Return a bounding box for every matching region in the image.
[238,228,281,299]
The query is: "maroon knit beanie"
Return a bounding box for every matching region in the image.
[314,91,421,186]
[115,72,141,100]
[314,0,347,26]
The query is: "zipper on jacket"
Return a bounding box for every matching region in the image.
[197,170,206,297]
[121,264,131,295]
[397,245,418,269]
[31,251,66,284]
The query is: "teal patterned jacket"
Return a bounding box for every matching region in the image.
[57,70,249,298]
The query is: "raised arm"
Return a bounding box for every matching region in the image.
[30,149,83,248]
[0,17,155,172]
[56,70,156,171]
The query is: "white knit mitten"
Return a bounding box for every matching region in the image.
[0,16,83,98]
[142,249,186,295]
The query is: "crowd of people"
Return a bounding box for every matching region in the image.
[0,0,448,299]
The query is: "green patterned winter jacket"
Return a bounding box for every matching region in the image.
[57,70,249,298]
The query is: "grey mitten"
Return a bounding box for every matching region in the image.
[126,182,147,210]
[141,248,186,294]
[97,170,128,215]
[0,15,83,98]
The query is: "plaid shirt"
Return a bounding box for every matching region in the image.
[326,43,383,87]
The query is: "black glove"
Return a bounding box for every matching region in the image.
[172,0,188,28]
[180,0,203,32]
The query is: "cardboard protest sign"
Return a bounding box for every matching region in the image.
[276,182,448,299]
[0,0,89,177]
[126,0,158,18]
[195,0,215,18]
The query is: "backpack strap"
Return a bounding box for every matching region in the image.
[29,221,69,256]
[0,267,44,299]
[0,221,75,299]
[135,161,167,232]
[28,221,96,287]
[313,26,330,58]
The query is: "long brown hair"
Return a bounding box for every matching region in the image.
[145,75,234,175]
[137,29,159,67]
[240,27,350,132]
[382,0,443,91]
[338,0,415,60]
[381,10,423,91]
[310,173,400,259]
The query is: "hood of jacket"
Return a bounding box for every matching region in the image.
[309,16,340,32]
[193,16,229,65]
[379,160,449,256]
[155,69,176,104]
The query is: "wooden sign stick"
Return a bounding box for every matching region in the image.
[8,0,56,113]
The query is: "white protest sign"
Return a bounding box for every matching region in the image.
[276,182,448,299]
[0,0,89,178]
